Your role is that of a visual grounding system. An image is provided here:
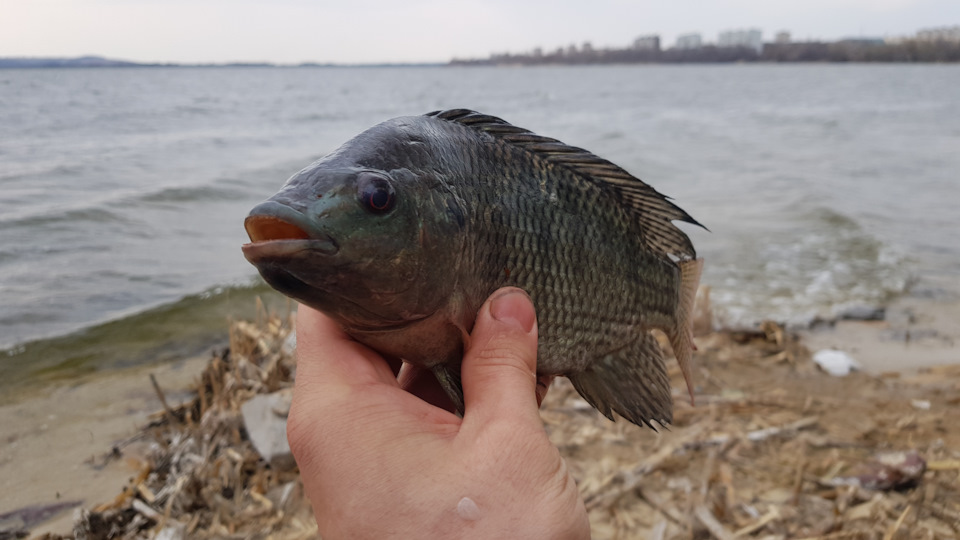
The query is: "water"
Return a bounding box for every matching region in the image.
[1,64,958,389]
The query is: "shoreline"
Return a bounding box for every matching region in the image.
[799,286,959,375]
[0,355,210,537]
[1,289,957,537]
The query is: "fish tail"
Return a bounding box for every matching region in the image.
[568,332,672,428]
[668,257,703,405]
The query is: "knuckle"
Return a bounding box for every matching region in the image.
[471,338,534,370]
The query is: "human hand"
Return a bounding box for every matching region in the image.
[287,287,590,539]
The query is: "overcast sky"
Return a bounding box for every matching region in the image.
[2,0,958,64]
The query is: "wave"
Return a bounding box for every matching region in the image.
[0,172,270,232]
[134,181,252,204]
[707,206,913,330]
[0,206,135,232]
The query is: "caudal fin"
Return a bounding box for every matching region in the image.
[668,257,703,405]
[568,332,673,428]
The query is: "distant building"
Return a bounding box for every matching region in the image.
[775,31,791,44]
[633,35,661,51]
[916,26,960,42]
[718,28,763,53]
[838,37,885,46]
[675,33,702,50]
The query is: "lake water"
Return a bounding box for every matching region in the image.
[1,64,958,390]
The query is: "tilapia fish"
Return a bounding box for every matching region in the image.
[243,109,703,428]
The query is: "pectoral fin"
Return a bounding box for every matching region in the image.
[568,332,673,429]
[432,364,465,416]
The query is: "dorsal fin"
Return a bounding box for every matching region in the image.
[425,109,703,260]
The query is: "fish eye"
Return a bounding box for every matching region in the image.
[357,173,396,214]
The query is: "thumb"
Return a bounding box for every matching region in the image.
[461,288,541,427]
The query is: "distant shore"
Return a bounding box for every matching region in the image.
[4,39,960,71]
[452,39,960,65]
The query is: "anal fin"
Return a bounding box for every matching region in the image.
[568,332,673,429]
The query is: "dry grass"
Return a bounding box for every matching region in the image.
[36,300,960,539]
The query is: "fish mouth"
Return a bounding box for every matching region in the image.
[242,203,339,262]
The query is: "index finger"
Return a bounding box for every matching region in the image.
[294,304,400,389]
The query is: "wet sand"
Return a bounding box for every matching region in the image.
[801,292,960,375]
[0,356,208,537]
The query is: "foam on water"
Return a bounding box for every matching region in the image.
[706,207,912,329]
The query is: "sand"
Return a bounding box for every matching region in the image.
[0,356,209,537]
[1,290,957,538]
[801,293,960,375]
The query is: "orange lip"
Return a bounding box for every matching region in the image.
[242,214,339,262]
[244,215,311,243]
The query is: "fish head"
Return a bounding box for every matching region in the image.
[242,135,466,330]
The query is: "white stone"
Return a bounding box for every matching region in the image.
[241,390,294,464]
[812,349,860,376]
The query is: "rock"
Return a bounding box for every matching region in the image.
[812,349,860,376]
[241,390,294,467]
[831,450,926,491]
[155,524,185,540]
[282,330,297,355]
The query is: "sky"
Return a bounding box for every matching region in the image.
[1,0,959,64]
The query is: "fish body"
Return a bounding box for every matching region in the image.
[243,109,703,427]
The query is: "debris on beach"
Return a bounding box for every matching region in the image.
[812,348,861,376]
[35,299,960,539]
[37,305,317,540]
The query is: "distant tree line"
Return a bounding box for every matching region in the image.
[450,39,960,66]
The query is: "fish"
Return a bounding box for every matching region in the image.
[242,109,704,428]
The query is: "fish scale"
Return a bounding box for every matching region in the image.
[243,109,703,428]
[465,137,665,373]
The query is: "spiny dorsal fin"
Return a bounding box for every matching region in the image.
[426,109,702,260]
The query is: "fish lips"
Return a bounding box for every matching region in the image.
[242,202,343,307]
[242,201,340,263]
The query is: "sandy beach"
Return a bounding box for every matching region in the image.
[0,356,209,537]
[800,285,959,375]
[1,289,958,538]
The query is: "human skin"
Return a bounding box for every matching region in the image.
[287,287,591,539]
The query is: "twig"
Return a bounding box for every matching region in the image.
[137,482,157,504]
[131,498,161,521]
[584,425,705,510]
[684,416,819,450]
[636,487,684,524]
[883,505,911,540]
[745,416,819,442]
[791,459,808,505]
[150,373,178,424]
[649,520,668,540]
[733,507,779,537]
[700,448,718,501]
[693,504,736,540]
